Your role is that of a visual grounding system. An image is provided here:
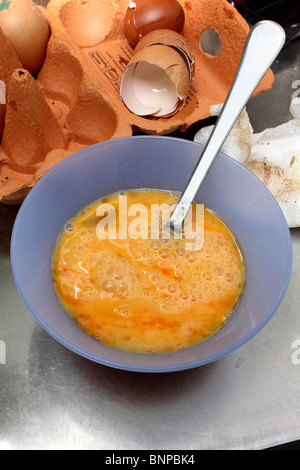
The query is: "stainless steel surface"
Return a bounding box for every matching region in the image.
[168,20,285,233]
[0,3,300,450]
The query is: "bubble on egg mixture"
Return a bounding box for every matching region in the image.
[125,230,243,311]
[57,217,242,312]
[89,251,142,299]
[65,223,74,232]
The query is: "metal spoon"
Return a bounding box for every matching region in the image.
[168,20,286,234]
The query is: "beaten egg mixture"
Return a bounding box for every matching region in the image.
[52,190,245,353]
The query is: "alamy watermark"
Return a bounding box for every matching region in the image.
[0,340,6,365]
[291,340,300,365]
[291,79,300,115]
[95,194,205,250]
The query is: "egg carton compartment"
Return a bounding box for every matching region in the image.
[0,0,274,204]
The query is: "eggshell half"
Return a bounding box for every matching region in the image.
[124,0,185,46]
[120,43,190,117]
[134,29,195,81]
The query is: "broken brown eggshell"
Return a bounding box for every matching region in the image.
[120,30,193,118]
[124,0,185,47]
[134,29,195,80]
[0,0,274,205]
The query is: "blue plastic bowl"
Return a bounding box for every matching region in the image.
[11,136,292,372]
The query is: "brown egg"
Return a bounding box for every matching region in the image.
[124,0,185,47]
[0,0,50,74]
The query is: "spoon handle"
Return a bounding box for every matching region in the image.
[168,20,286,233]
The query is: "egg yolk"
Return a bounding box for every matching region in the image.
[52,189,245,354]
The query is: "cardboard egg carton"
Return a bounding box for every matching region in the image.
[0,0,274,204]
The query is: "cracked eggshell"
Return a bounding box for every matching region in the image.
[120,30,192,118]
[124,0,185,47]
[134,29,195,81]
[120,44,190,117]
